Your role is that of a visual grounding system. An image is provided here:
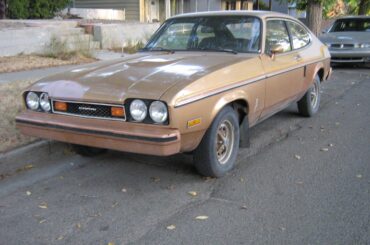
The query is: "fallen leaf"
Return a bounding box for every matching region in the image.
[112,202,118,208]
[107,242,115,245]
[239,177,244,182]
[121,188,127,193]
[320,148,329,152]
[188,191,197,197]
[24,164,34,170]
[39,219,46,224]
[356,174,362,179]
[151,177,160,182]
[38,202,48,209]
[26,191,31,196]
[203,176,214,181]
[195,215,208,220]
[57,235,64,241]
[241,205,248,210]
[294,155,301,160]
[166,224,176,230]
[76,223,81,229]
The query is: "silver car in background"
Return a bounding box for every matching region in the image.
[320,16,370,63]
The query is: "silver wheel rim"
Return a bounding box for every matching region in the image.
[310,81,319,109]
[216,120,235,165]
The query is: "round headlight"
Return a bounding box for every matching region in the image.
[130,99,147,121]
[40,93,51,112]
[26,92,39,110]
[149,101,168,123]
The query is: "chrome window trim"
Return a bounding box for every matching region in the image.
[264,17,313,54]
[51,99,126,121]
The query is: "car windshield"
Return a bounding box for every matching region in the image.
[330,18,370,32]
[143,16,261,53]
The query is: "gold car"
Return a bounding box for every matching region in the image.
[16,11,331,177]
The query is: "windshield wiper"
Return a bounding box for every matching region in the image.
[198,47,238,54]
[141,47,175,53]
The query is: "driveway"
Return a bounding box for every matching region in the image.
[0,67,369,245]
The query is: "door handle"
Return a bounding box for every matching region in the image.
[294,55,302,61]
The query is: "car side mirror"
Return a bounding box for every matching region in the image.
[269,44,284,58]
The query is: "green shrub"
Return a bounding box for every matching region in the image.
[29,0,52,18]
[7,0,29,19]
[7,0,70,19]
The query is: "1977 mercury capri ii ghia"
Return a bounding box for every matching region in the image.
[16,11,331,177]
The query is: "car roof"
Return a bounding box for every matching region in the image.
[169,10,296,20]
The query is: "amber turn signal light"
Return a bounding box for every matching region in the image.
[111,107,125,117]
[54,101,67,111]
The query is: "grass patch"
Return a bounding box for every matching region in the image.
[0,54,95,74]
[110,40,146,54]
[42,35,94,60]
[0,80,37,153]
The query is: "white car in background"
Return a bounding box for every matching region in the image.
[320,16,370,63]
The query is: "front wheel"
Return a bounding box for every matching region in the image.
[193,106,240,177]
[297,75,321,117]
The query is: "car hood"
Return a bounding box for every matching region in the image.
[29,52,247,104]
[319,31,370,43]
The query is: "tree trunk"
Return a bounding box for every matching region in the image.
[358,0,370,15]
[0,0,5,19]
[306,0,323,36]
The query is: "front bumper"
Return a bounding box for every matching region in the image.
[16,111,181,156]
[329,49,370,63]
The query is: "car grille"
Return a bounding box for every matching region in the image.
[330,43,355,49]
[52,100,126,121]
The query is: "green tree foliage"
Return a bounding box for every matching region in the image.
[7,0,30,19]
[290,0,369,16]
[7,0,70,19]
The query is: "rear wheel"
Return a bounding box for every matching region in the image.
[298,75,321,117]
[72,144,107,157]
[193,106,240,177]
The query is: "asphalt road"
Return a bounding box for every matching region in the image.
[0,67,369,245]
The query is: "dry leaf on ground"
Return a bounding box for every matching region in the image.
[166,224,176,230]
[188,191,197,197]
[195,215,208,220]
[38,202,48,209]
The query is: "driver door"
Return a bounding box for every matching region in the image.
[260,19,305,118]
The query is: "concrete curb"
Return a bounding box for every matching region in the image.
[0,140,68,166]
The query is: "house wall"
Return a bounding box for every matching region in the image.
[73,0,140,21]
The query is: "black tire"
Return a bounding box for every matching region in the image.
[72,144,107,157]
[298,75,321,117]
[193,106,240,177]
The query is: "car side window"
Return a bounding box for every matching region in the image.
[265,20,292,53]
[287,21,310,49]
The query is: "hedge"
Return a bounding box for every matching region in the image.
[7,0,70,19]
